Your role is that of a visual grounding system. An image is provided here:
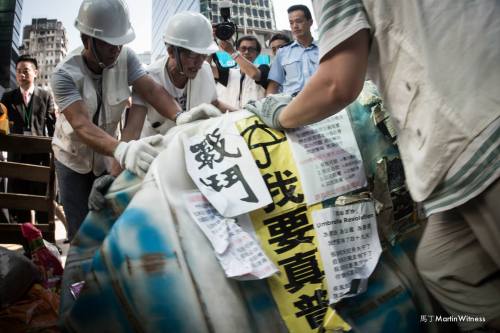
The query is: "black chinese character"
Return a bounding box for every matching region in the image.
[240,120,286,169]
[200,165,257,202]
[278,249,324,293]
[263,170,304,213]
[190,128,241,169]
[264,206,313,253]
[294,290,328,329]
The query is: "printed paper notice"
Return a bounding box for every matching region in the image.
[286,109,366,205]
[184,191,278,280]
[312,201,382,304]
[184,121,272,217]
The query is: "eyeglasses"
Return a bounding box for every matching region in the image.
[238,46,258,53]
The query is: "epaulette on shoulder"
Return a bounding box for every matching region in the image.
[278,41,293,50]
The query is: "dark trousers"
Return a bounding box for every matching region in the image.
[54,160,99,241]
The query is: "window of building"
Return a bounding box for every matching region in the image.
[252,9,257,16]
[266,21,271,29]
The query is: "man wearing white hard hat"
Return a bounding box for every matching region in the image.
[50,0,182,240]
[131,11,235,137]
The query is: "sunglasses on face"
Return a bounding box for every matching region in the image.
[238,46,258,53]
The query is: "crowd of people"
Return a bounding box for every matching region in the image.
[0,0,498,331]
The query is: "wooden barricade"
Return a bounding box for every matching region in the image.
[0,134,55,244]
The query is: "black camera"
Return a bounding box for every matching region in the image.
[214,1,236,40]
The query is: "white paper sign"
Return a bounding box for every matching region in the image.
[184,121,272,217]
[286,110,366,205]
[184,191,278,280]
[312,201,382,304]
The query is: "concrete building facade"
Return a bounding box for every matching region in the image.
[151,0,199,61]
[0,0,22,91]
[151,0,280,60]
[20,18,67,88]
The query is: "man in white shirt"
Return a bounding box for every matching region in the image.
[213,35,270,110]
[247,1,500,330]
[51,0,182,240]
[132,11,234,137]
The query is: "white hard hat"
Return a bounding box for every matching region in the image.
[163,12,218,54]
[74,0,135,46]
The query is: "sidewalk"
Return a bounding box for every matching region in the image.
[55,218,69,267]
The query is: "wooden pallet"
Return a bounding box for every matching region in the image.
[0,134,55,244]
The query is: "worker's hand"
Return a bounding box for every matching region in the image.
[176,103,222,125]
[88,175,115,211]
[113,135,164,177]
[243,94,293,130]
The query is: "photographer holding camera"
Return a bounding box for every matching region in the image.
[213,36,270,110]
[211,2,269,109]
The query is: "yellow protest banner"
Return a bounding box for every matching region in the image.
[236,116,350,333]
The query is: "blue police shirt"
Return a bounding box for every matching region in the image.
[268,40,319,95]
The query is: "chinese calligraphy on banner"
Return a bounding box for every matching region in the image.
[184,120,272,217]
[235,116,330,333]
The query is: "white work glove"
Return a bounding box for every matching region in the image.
[176,103,222,125]
[88,175,115,211]
[243,94,293,130]
[113,134,163,177]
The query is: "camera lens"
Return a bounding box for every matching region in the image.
[215,22,235,41]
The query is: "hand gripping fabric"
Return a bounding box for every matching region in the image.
[243,94,293,130]
[176,103,222,125]
[88,175,116,211]
[113,135,163,177]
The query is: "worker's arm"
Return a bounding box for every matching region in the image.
[120,104,147,142]
[266,80,280,96]
[132,75,181,121]
[212,99,237,112]
[108,104,147,176]
[62,100,119,156]
[279,30,370,128]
